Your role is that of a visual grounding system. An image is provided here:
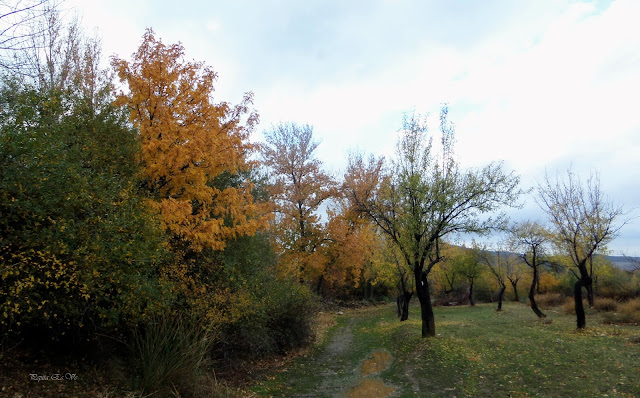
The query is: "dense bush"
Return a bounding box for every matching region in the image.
[593,297,618,312]
[597,269,640,300]
[602,298,640,325]
[0,81,171,343]
[535,293,567,309]
[213,234,315,360]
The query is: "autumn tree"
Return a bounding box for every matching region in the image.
[509,221,549,318]
[261,122,336,284]
[315,202,379,295]
[537,170,627,329]
[433,243,460,296]
[452,245,484,306]
[345,107,522,337]
[112,29,265,253]
[477,245,516,311]
[506,255,525,302]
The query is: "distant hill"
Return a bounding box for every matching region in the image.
[605,255,639,271]
[483,249,638,272]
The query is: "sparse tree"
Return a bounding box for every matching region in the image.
[262,122,336,283]
[0,0,55,72]
[345,107,522,337]
[506,256,524,302]
[477,245,513,311]
[453,245,483,307]
[537,170,627,329]
[509,221,548,318]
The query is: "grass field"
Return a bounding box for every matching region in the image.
[250,301,640,397]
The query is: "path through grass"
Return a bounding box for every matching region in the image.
[250,302,640,397]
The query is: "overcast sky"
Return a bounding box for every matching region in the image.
[67,0,640,254]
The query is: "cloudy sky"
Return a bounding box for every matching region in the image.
[67,0,640,254]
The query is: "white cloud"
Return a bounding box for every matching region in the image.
[66,0,640,253]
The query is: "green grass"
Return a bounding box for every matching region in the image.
[250,302,640,397]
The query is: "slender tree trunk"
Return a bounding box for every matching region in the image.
[468,281,475,306]
[586,284,594,307]
[496,284,506,311]
[396,292,412,321]
[415,269,435,337]
[529,266,546,318]
[510,279,520,302]
[401,292,412,321]
[574,279,586,329]
[587,256,595,307]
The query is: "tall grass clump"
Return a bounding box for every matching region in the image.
[130,314,213,395]
[217,277,315,360]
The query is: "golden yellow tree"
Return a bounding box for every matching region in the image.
[262,122,336,282]
[112,29,265,252]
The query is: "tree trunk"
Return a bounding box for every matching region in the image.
[586,283,594,307]
[468,281,475,306]
[496,284,506,311]
[401,292,411,321]
[415,270,435,337]
[574,264,592,329]
[315,274,324,294]
[529,266,546,318]
[396,291,412,321]
[536,271,542,294]
[574,279,586,329]
[510,279,519,302]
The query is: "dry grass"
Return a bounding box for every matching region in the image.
[593,297,618,312]
[602,298,640,325]
[536,293,567,309]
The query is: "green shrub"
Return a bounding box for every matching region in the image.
[217,277,314,359]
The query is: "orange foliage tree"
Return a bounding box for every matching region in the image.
[112,29,265,252]
[111,30,270,326]
[318,202,383,295]
[262,122,336,283]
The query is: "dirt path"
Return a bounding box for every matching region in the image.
[267,308,397,398]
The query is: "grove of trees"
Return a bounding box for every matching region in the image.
[1,2,638,395]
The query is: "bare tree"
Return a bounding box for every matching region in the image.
[506,255,524,302]
[537,170,627,329]
[509,221,549,318]
[477,245,514,311]
[0,0,55,73]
